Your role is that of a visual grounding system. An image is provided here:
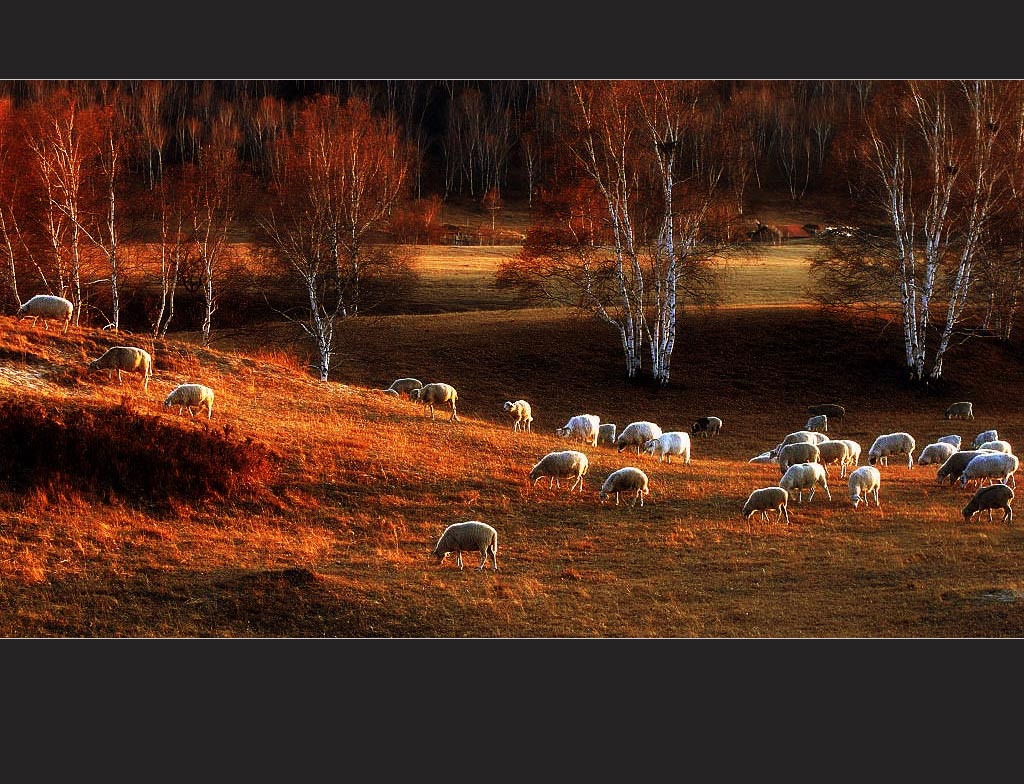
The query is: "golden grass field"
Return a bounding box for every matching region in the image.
[3,257,1024,637]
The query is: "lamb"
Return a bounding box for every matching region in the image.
[410,382,459,422]
[777,442,821,474]
[598,466,650,507]
[528,450,589,492]
[805,414,828,433]
[917,442,958,467]
[806,403,845,420]
[848,466,881,509]
[960,452,1019,489]
[87,346,153,391]
[556,414,600,447]
[741,487,790,524]
[386,377,422,398]
[961,483,1014,524]
[597,423,617,447]
[945,401,975,420]
[691,416,723,438]
[16,294,74,333]
[867,432,916,469]
[503,399,533,433]
[616,421,663,455]
[836,439,862,468]
[163,383,215,419]
[642,431,691,464]
[430,520,498,571]
[978,439,1012,454]
[779,430,829,449]
[935,449,996,486]
[937,434,962,449]
[972,429,999,449]
[817,439,854,478]
[748,451,777,464]
[778,462,831,503]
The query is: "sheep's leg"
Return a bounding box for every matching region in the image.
[478,550,487,570]
[989,509,994,522]
[780,506,790,524]
[449,402,458,422]
[823,482,832,501]
[615,492,620,505]
[117,369,123,385]
[456,551,464,570]
[491,546,498,570]
[1005,507,1012,524]
[548,477,554,489]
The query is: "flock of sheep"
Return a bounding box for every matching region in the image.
[741,400,1016,530]
[16,293,216,419]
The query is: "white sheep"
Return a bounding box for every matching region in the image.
[381,388,400,397]
[163,383,215,419]
[937,434,962,449]
[691,416,722,438]
[780,430,829,449]
[817,439,854,478]
[528,450,589,492]
[962,483,1014,524]
[935,449,997,486]
[836,439,862,468]
[503,399,533,433]
[597,423,617,447]
[867,432,916,469]
[87,346,153,391]
[598,467,650,507]
[777,442,821,474]
[386,377,423,398]
[16,294,74,333]
[972,429,999,449]
[917,442,958,467]
[960,452,1019,489]
[978,439,1012,454]
[430,520,498,571]
[778,462,831,503]
[410,382,459,422]
[848,465,881,509]
[748,451,777,464]
[616,421,663,455]
[556,414,600,447]
[945,401,975,420]
[805,414,828,433]
[642,431,691,464]
[742,487,790,524]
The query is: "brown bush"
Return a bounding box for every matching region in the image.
[0,398,276,506]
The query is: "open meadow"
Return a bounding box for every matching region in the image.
[2,234,1024,636]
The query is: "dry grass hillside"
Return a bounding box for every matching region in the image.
[3,301,1024,637]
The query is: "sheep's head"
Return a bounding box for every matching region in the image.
[503,401,514,412]
[642,439,658,455]
[409,388,422,401]
[555,427,569,439]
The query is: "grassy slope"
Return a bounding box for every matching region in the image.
[3,299,1024,637]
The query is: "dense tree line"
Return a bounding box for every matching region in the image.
[2,79,1024,384]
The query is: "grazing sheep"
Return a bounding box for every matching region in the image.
[528,450,589,492]
[381,388,400,397]
[691,416,723,438]
[972,429,999,449]
[945,401,975,421]
[430,520,498,571]
[780,430,829,449]
[817,439,854,478]
[960,452,1019,489]
[936,449,997,486]
[836,439,862,468]
[503,399,533,433]
[805,414,828,433]
[598,467,650,507]
[962,483,1014,524]
[16,294,74,333]
[937,434,962,449]
[556,414,601,447]
[410,382,459,422]
[616,421,663,455]
[868,432,916,469]
[642,431,691,464]
[87,346,153,391]
[806,403,845,420]
[778,462,831,503]
[777,442,821,474]
[845,465,881,510]
[597,423,617,447]
[386,377,423,398]
[978,439,1012,454]
[163,383,215,419]
[917,442,958,467]
[742,487,790,524]
[749,451,777,464]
